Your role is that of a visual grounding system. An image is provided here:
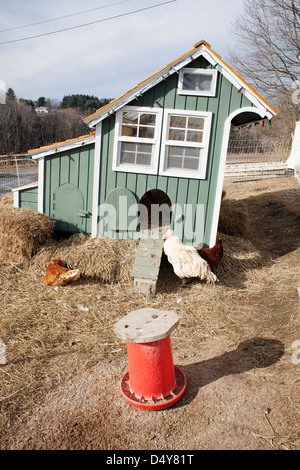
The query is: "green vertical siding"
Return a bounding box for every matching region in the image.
[97,54,253,245]
[19,186,38,212]
[44,144,94,233]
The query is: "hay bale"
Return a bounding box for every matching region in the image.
[0,198,55,265]
[0,193,14,208]
[32,234,137,284]
[218,199,250,237]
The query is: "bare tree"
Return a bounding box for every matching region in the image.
[0,99,87,154]
[230,0,300,102]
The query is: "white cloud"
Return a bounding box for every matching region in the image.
[0,0,245,101]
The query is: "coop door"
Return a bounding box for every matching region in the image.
[100,187,139,239]
[52,183,87,232]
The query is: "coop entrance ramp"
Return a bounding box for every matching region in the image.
[131,231,164,295]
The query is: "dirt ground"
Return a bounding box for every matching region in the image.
[0,177,300,451]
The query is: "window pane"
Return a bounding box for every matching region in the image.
[139,113,156,126]
[122,111,139,125]
[167,146,183,169]
[136,153,151,165]
[169,128,185,141]
[183,158,199,170]
[183,72,213,92]
[137,142,152,153]
[188,117,204,130]
[197,74,213,92]
[138,126,155,138]
[120,142,152,166]
[120,142,135,163]
[169,115,186,128]
[168,156,183,169]
[122,125,137,137]
[168,145,184,157]
[184,147,200,157]
[121,142,135,152]
[182,73,197,90]
[121,151,135,164]
[166,145,201,171]
[122,142,136,152]
[136,143,152,165]
[186,130,203,143]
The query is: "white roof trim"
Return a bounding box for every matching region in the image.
[200,50,274,120]
[85,45,208,127]
[12,182,38,192]
[85,44,276,128]
[30,135,95,160]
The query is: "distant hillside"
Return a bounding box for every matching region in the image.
[0,89,113,154]
[60,95,112,115]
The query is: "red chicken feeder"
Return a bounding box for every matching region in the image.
[114,308,186,411]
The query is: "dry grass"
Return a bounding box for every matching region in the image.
[31,234,137,284]
[0,177,300,450]
[218,198,250,237]
[0,191,262,436]
[215,234,261,275]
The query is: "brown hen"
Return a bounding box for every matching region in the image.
[43,258,80,287]
[196,237,223,268]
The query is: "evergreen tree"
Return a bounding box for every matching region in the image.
[6,88,16,101]
[60,94,111,115]
[36,97,46,107]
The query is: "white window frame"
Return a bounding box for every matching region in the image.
[159,109,212,179]
[178,67,218,97]
[112,105,163,174]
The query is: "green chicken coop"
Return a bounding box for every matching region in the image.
[14,40,278,249]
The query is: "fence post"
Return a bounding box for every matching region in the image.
[14,155,20,187]
[287,121,300,178]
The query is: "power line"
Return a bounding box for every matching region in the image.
[0,0,131,33]
[0,1,177,45]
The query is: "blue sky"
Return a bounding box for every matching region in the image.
[0,0,245,102]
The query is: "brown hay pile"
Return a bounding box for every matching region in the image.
[0,191,255,283]
[0,193,14,208]
[218,199,250,236]
[31,233,137,284]
[0,194,55,265]
[216,233,262,275]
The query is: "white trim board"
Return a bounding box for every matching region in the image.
[178,67,218,97]
[112,106,163,175]
[91,123,102,237]
[209,106,266,248]
[85,43,276,128]
[30,136,95,160]
[112,106,212,180]
[38,158,44,213]
[159,108,212,180]
[11,182,38,192]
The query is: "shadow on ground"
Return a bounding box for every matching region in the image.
[178,337,285,407]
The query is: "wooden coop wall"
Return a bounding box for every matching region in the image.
[17,186,38,212]
[43,144,94,233]
[97,56,253,246]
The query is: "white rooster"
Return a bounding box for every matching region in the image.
[163,229,218,286]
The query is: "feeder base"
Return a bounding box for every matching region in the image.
[120,366,186,410]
